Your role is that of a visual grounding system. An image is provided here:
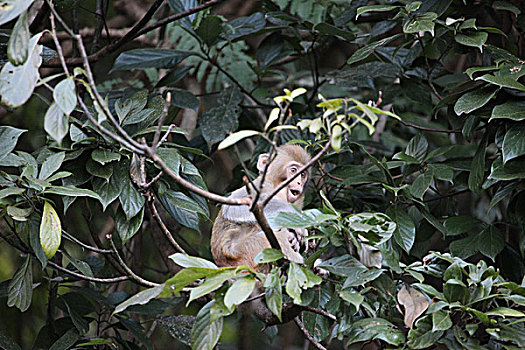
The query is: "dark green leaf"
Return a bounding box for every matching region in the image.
[490,101,525,121]
[468,133,488,192]
[476,74,525,91]
[317,255,367,277]
[0,126,26,162]
[49,328,79,350]
[0,328,21,350]
[432,310,452,331]
[156,66,191,87]
[190,301,223,350]
[7,10,29,65]
[44,185,101,200]
[346,318,405,346]
[222,12,266,40]
[7,255,32,312]
[115,207,144,243]
[503,124,525,163]
[112,49,194,71]
[91,149,121,165]
[169,88,199,112]
[410,170,433,200]
[386,207,415,253]
[444,216,483,236]
[200,86,243,147]
[455,31,488,51]
[406,134,428,161]
[264,269,282,321]
[118,175,145,220]
[454,86,497,115]
[347,35,401,65]
[403,12,437,35]
[477,225,505,261]
[158,315,194,346]
[92,177,121,211]
[195,16,224,46]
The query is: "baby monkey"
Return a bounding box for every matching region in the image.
[211,145,311,269]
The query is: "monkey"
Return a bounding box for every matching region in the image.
[211,144,312,270]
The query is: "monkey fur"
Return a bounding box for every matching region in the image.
[211,144,312,270]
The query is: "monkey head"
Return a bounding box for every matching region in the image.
[256,145,311,205]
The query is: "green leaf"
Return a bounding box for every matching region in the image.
[0,0,34,26]
[490,101,525,121]
[254,249,284,264]
[503,124,525,163]
[91,149,121,165]
[285,262,322,304]
[158,315,194,346]
[444,216,483,236]
[455,31,488,52]
[118,175,145,220]
[406,134,428,161]
[222,12,266,40]
[476,74,525,91]
[190,301,223,350]
[49,328,79,350]
[53,77,77,115]
[224,276,256,310]
[92,177,121,211]
[39,202,61,259]
[0,187,25,199]
[201,86,243,148]
[264,269,282,321]
[410,170,433,200]
[346,318,405,346]
[0,328,21,350]
[156,148,181,176]
[115,207,144,243]
[356,5,400,18]
[0,126,25,162]
[169,253,218,269]
[195,15,224,46]
[44,103,69,145]
[486,307,525,317]
[7,254,32,312]
[112,49,194,71]
[39,152,65,180]
[468,133,488,192]
[432,310,452,331]
[331,125,343,152]
[386,207,415,253]
[189,270,237,304]
[217,130,261,150]
[492,1,521,15]
[347,35,400,65]
[403,12,438,35]
[477,225,504,261]
[0,33,42,108]
[114,285,163,314]
[44,185,101,200]
[317,255,367,277]
[454,86,497,115]
[7,10,29,65]
[169,88,199,112]
[339,289,364,309]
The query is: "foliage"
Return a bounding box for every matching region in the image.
[0,0,524,349]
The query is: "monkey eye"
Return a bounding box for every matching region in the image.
[300,172,307,179]
[290,167,297,174]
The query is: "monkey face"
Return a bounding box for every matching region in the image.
[279,161,308,203]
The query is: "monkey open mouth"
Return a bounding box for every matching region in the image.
[288,188,301,202]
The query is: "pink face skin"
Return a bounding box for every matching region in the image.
[275,162,308,203]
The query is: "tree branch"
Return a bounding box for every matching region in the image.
[294,316,328,350]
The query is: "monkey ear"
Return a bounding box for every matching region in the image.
[257,154,269,173]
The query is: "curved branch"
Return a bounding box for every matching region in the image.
[109,236,160,288]
[48,261,131,283]
[294,316,328,350]
[399,120,461,134]
[148,200,187,254]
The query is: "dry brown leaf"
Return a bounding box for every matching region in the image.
[397,285,429,328]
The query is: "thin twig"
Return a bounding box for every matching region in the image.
[62,229,113,254]
[152,91,171,153]
[108,235,160,288]
[148,200,187,254]
[294,316,328,350]
[399,120,461,133]
[48,261,131,283]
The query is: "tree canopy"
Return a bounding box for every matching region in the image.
[0,0,524,349]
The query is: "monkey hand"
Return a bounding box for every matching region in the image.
[287,228,308,253]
